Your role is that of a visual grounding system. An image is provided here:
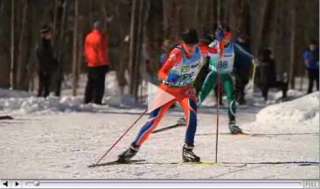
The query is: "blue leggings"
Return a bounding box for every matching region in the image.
[132,98,197,147]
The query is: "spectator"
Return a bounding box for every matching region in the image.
[258,48,288,101]
[303,40,319,94]
[84,20,110,104]
[36,25,57,97]
[234,34,252,105]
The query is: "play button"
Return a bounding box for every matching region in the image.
[2,181,8,187]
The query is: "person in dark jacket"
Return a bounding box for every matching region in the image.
[303,40,319,94]
[234,34,252,105]
[258,48,288,101]
[36,25,57,97]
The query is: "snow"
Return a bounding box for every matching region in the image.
[0,78,319,179]
[0,96,102,115]
[255,92,319,129]
[0,88,32,98]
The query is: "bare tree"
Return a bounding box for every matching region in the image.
[72,0,79,96]
[128,0,138,98]
[10,0,15,89]
[16,0,28,90]
[289,0,297,89]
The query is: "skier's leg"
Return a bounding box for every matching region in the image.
[234,72,242,103]
[133,100,176,147]
[198,71,217,104]
[222,74,236,122]
[179,98,197,146]
[222,74,242,134]
[84,68,95,103]
[95,67,107,104]
[179,97,200,162]
[118,100,175,162]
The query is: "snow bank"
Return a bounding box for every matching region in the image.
[256,92,319,126]
[270,89,305,101]
[0,96,103,114]
[61,71,122,97]
[0,88,33,98]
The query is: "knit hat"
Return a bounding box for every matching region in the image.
[180,29,199,45]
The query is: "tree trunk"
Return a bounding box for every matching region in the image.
[16,0,28,90]
[72,0,79,96]
[193,0,199,29]
[289,0,297,89]
[133,0,144,99]
[253,0,270,55]
[10,0,15,89]
[162,0,169,35]
[52,0,59,46]
[54,0,68,96]
[217,0,221,24]
[77,31,83,85]
[128,0,138,97]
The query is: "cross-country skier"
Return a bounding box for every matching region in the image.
[198,26,254,134]
[118,29,202,163]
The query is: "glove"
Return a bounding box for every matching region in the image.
[167,72,179,83]
[252,58,260,67]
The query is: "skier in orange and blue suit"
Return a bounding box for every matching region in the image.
[118,29,203,163]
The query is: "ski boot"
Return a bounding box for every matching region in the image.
[117,144,139,163]
[229,121,243,134]
[182,144,200,163]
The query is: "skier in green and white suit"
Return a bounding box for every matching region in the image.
[198,28,254,134]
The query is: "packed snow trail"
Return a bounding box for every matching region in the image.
[0,87,318,179]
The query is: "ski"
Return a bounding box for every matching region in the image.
[88,159,145,168]
[0,115,13,120]
[196,131,251,137]
[152,123,185,134]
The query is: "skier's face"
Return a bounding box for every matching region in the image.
[222,32,232,45]
[183,43,197,55]
[222,37,231,45]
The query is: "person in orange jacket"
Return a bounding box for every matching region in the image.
[118,29,203,163]
[84,20,110,104]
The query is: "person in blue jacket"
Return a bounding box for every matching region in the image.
[233,34,253,105]
[303,40,319,94]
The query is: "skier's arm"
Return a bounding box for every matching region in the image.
[158,49,182,81]
[234,43,254,60]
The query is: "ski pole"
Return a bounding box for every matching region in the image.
[215,66,221,164]
[215,42,225,163]
[93,109,147,166]
[251,61,257,93]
